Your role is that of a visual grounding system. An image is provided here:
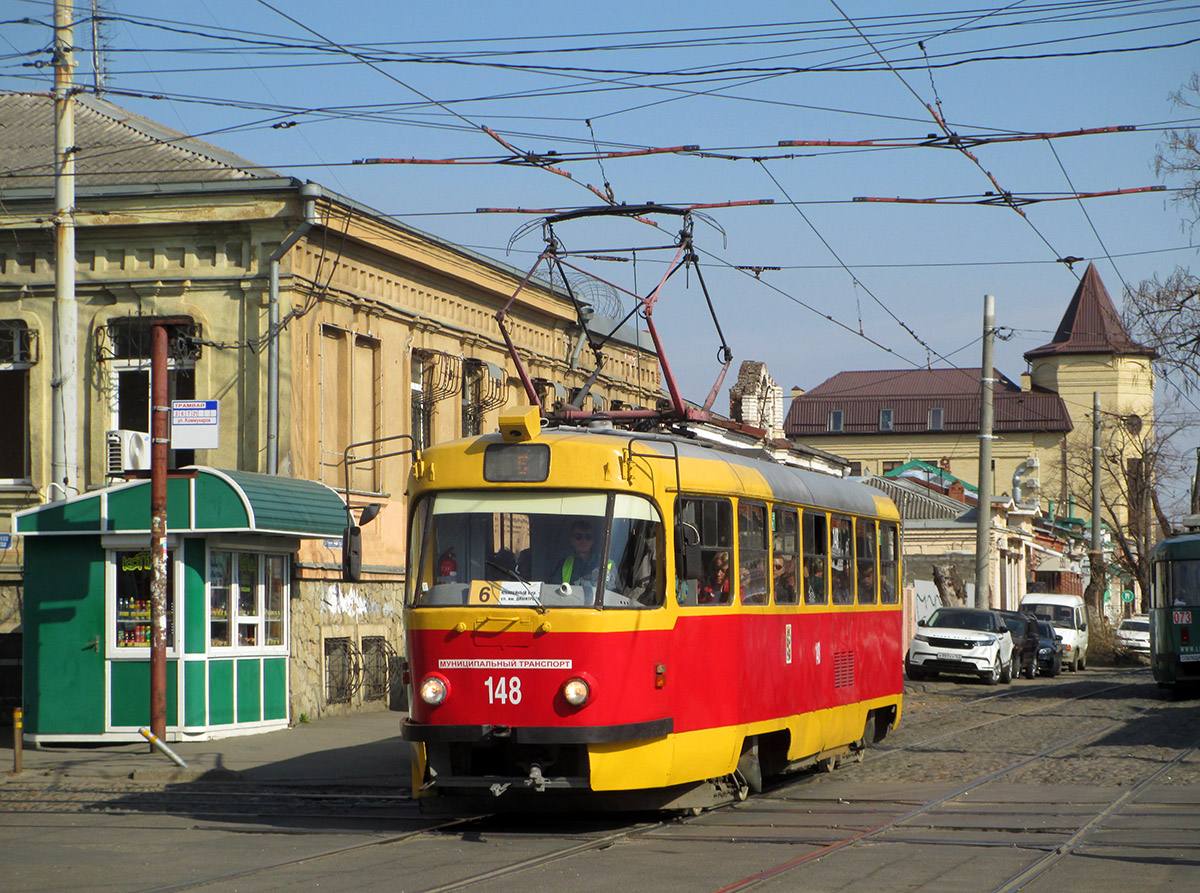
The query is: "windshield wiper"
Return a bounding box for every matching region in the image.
[486,558,546,613]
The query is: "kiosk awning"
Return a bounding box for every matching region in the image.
[14,467,348,537]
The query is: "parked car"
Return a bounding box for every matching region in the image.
[999,610,1040,679]
[1035,620,1064,677]
[1020,593,1089,671]
[1115,615,1151,656]
[906,607,1015,685]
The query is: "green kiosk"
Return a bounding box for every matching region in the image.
[14,468,347,744]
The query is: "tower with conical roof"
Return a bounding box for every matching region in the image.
[1024,263,1157,532]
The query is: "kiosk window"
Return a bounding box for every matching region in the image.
[114,550,175,649]
[209,549,288,650]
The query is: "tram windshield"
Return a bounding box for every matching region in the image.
[408,491,663,609]
[1161,559,1200,607]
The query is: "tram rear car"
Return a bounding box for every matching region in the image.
[401,414,904,810]
[1149,523,1200,689]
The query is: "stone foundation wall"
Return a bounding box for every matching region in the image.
[0,581,21,634]
[289,575,407,723]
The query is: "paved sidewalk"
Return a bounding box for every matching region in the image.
[1,709,412,787]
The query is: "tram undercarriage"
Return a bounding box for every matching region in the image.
[414,707,896,814]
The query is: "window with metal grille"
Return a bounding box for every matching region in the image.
[361,636,390,702]
[324,637,357,704]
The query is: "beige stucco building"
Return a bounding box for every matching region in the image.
[785,265,1156,532]
[0,93,660,720]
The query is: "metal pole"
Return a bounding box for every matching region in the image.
[12,708,21,775]
[150,324,169,741]
[266,183,319,474]
[1088,391,1104,614]
[975,294,995,609]
[51,0,79,502]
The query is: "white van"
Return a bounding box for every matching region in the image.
[1020,593,1089,671]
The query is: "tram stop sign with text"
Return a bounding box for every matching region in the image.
[171,400,220,450]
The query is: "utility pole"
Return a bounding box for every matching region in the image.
[975,294,995,609]
[51,0,79,501]
[1191,447,1199,515]
[149,324,169,741]
[1085,391,1104,615]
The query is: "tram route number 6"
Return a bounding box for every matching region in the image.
[485,676,523,704]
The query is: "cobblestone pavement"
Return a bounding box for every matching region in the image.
[840,665,1200,788]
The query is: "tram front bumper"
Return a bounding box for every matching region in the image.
[401,716,673,744]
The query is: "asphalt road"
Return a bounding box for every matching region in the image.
[3,665,1198,892]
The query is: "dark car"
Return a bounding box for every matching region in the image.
[999,610,1040,679]
[1035,620,1064,677]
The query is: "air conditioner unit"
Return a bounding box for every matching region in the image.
[106,429,152,474]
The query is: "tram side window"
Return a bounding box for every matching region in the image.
[830,515,854,605]
[803,510,828,606]
[1167,559,1200,607]
[773,506,800,605]
[676,496,733,606]
[855,517,877,605]
[879,522,899,604]
[739,501,769,605]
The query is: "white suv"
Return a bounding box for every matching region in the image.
[906,607,1015,685]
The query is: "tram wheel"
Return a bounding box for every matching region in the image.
[817,756,836,773]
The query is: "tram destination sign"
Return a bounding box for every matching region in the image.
[171,400,220,450]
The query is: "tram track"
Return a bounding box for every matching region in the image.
[5,669,1193,892]
[709,679,1200,891]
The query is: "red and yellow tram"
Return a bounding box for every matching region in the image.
[401,408,904,810]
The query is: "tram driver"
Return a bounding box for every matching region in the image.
[555,520,604,586]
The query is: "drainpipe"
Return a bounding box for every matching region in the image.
[266,182,320,474]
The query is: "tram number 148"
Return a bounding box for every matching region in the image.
[485,676,523,705]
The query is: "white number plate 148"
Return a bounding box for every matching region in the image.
[485,675,523,705]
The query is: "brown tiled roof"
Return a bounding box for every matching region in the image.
[0,92,272,191]
[784,367,1072,437]
[1024,263,1157,360]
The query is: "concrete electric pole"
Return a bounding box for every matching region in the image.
[975,294,995,609]
[51,0,80,501]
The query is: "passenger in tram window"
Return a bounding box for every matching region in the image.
[555,520,602,585]
[699,551,731,604]
[774,555,797,603]
[805,558,826,604]
[879,568,894,603]
[858,562,876,604]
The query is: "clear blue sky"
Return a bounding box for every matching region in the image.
[4,1,1198,418]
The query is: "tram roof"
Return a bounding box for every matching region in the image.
[1152,531,1200,561]
[538,426,896,519]
[13,467,347,538]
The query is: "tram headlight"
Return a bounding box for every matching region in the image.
[561,677,590,707]
[420,674,449,706]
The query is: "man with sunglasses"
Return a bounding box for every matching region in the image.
[556,520,604,586]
